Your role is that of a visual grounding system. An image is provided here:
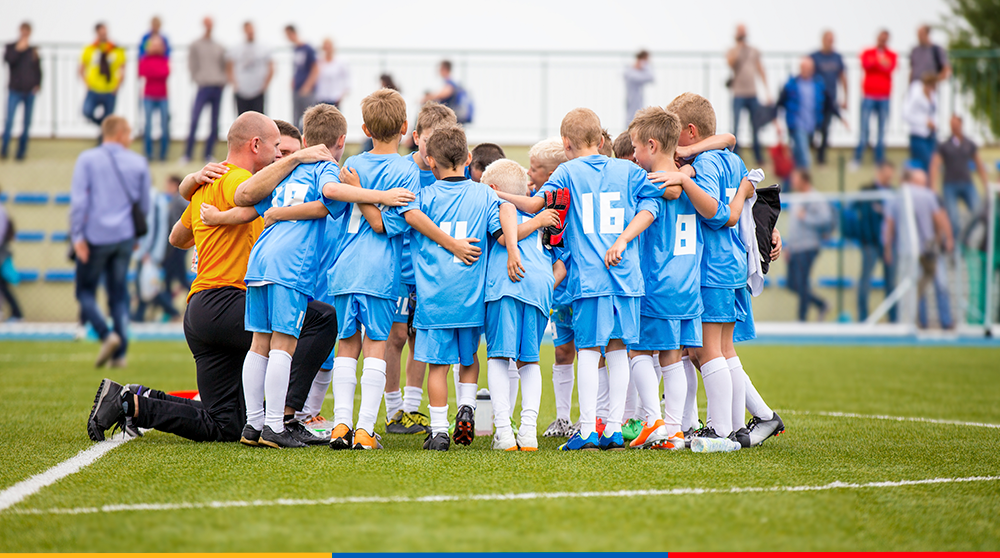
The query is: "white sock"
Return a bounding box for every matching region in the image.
[356,358,387,434]
[552,363,575,422]
[332,357,358,429]
[384,389,403,420]
[604,349,630,435]
[734,357,773,420]
[429,404,449,435]
[298,368,332,420]
[729,356,747,433]
[623,373,638,421]
[263,349,292,432]
[457,382,478,408]
[682,356,700,431]
[700,357,733,438]
[403,386,423,414]
[241,351,268,430]
[507,359,520,419]
[576,350,600,438]
[452,365,461,405]
[661,361,686,433]
[629,355,662,423]
[487,358,512,432]
[518,363,541,432]
[653,360,663,385]
[596,365,610,420]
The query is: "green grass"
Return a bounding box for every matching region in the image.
[0,340,999,551]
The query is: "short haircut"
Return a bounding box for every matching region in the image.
[101,115,128,139]
[920,71,938,85]
[667,92,716,137]
[878,160,896,170]
[415,101,457,136]
[425,126,469,170]
[302,103,348,149]
[598,129,614,157]
[794,168,812,184]
[167,174,183,186]
[20,22,31,32]
[481,159,529,196]
[441,60,452,72]
[362,88,407,143]
[284,24,296,33]
[628,107,681,155]
[471,143,506,173]
[613,131,634,159]
[95,22,106,32]
[560,108,603,149]
[227,111,274,149]
[636,50,649,60]
[528,137,567,169]
[273,119,301,141]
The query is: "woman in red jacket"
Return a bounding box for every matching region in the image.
[853,30,897,167]
[138,35,170,161]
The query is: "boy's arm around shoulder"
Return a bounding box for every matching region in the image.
[263,200,328,228]
[605,207,656,268]
[200,203,259,226]
[498,203,525,282]
[234,145,333,207]
[495,209,560,246]
[403,209,482,265]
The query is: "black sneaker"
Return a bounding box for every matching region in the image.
[453,405,475,446]
[259,425,307,448]
[240,424,261,446]
[87,379,126,442]
[732,427,751,449]
[686,424,713,449]
[284,418,329,446]
[747,412,785,446]
[386,410,426,435]
[423,432,450,451]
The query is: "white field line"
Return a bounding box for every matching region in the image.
[778,409,1000,429]
[10,475,1000,516]
[0,353,192,363]
[0,433,133,512]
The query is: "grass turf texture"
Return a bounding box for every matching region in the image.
[0,340,998,551]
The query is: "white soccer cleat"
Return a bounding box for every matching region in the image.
[516,429,538,452]
[492,428,518,451]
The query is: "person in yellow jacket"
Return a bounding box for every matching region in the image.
[79,22,125,126]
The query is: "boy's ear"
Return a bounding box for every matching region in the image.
[465,152,472,167]
[647,137,658,154]
[400,121,409,137]
[425,154,437,170]
[412,130,419,144]
[337,135,347,150]
[361,124,373,139]
[488,183,499,192]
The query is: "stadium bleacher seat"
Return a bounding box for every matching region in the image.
[54,193,72,205]
[13,192,50,205]
[15,268,39,282]
[818,276,855,289]
[15,231,45,242]
[0,192,7,203]
[50,231,69,242]
[43,269,75,282]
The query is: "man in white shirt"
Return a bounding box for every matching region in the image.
[903,72,938,171]
[228,21,273,115]
[315,38,349,108]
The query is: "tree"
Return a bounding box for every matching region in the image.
[947,0,1000,138]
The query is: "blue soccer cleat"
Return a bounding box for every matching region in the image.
[599,431,626,451]
[559,431,600,451]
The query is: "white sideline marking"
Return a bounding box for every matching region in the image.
[10,475,1000,516]
[778,409,1000,429]
[0,433,133,512]
[0,353,192,363]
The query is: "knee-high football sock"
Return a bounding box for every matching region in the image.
[487,358,513,433]
[576,350,600,438]
[403,386,423,414]
[517,363,542,432]
[733,357,773,420]
[383,389,403,420]
[596,365,610,420]
[629,355,662,423]
[242,352,268,430]
[552,364,575,422]
[681,356,700,431]
[604,349,631,435]
[263,350,293,432]
[661,361,686,434]
[507,359,520,419]
[730,356,747,434]
[297,368,332,421]
[356,358,387,434]
[700,357,733,438]
[332,357,358,429]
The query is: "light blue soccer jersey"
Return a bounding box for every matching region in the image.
[550,247,573,307]
[312,213,347,303]
[326,152,420,300]
[690,150,749,289]
[399,153,438,286]
[246,161,345,296]
[401,177,503,329]
[535,155,662,300]
[637,192,703,319]
[486,210,555,315]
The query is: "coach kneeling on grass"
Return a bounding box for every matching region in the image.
[87,111,338,445]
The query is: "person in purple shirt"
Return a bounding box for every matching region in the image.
[810,31,848,166]
[70,116,151,368]
[285,25,317,129]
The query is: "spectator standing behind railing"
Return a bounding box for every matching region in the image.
[623,50,653,124]
[285,25,317,129]
[909,24,950,84]
[726,24,769,166]
[2,22,41,161]
[228,21,272,116]
[138,36,170,162]
[315,38,349,109]
[784,169,834,322]
[810,31,848,167]
[70,116,151,368]
[930,115,989,240]
[776,57,827,170]
[132,175,180,323]
[853,30,897,168]
[884,167,954,329]
[856,161,897,322]
[903,72,938,171]
[183,17,227,163]
[138,16,170,59]
[79,23,125,129]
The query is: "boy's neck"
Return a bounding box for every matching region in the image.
[649,153,679,173]
[369,136,401,155]
[412,151,430,171]
[572,146,601,159]
[435,165,467,180]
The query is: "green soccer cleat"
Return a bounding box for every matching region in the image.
[621,418,644,443]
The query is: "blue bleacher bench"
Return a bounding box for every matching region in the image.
[14,268,39,282]
[44,269,75,282]
[0,192,7,203]
[54,193,72,205]
[818,276,855,289]
[14,231,45,242]
[13,192,50,205]
[50,231,69,242]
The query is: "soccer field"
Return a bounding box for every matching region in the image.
[1,340,999,552]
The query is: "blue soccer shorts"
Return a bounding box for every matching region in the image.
[550,304,575,347]
[485,297,548,362]
[631,314,703,351]
[245,283,309,338]
[334,293,395,341]
[415,326,482,366]
[701,286,752,323]
[571,295,640,349]
[733,290,756,343]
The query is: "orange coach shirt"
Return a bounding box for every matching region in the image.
[181,163,264,300]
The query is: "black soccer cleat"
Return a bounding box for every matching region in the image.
[747,412,785,447]
[423,432,451,451]
[259,425,307,448]
[328,424,354,450]
[732,427,752,449]
[284,418,330,446]
[453,405,475,446]
[87,378,126,442]
[240,424,262,447]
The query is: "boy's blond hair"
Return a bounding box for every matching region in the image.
[613,131,634,159]
[362,88,407,143]
[425,125,469,169]
[628,107,681,155]
[598,129,614,157]
[480,159,529,196]
[303,103,348,149]
[559,108,603,149]
[415,101,458,136]
[666,92,716,138]
[528,137,567,170]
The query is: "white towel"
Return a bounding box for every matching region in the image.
[741,168,766,297]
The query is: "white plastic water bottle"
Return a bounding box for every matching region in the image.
[475,388,493,436]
